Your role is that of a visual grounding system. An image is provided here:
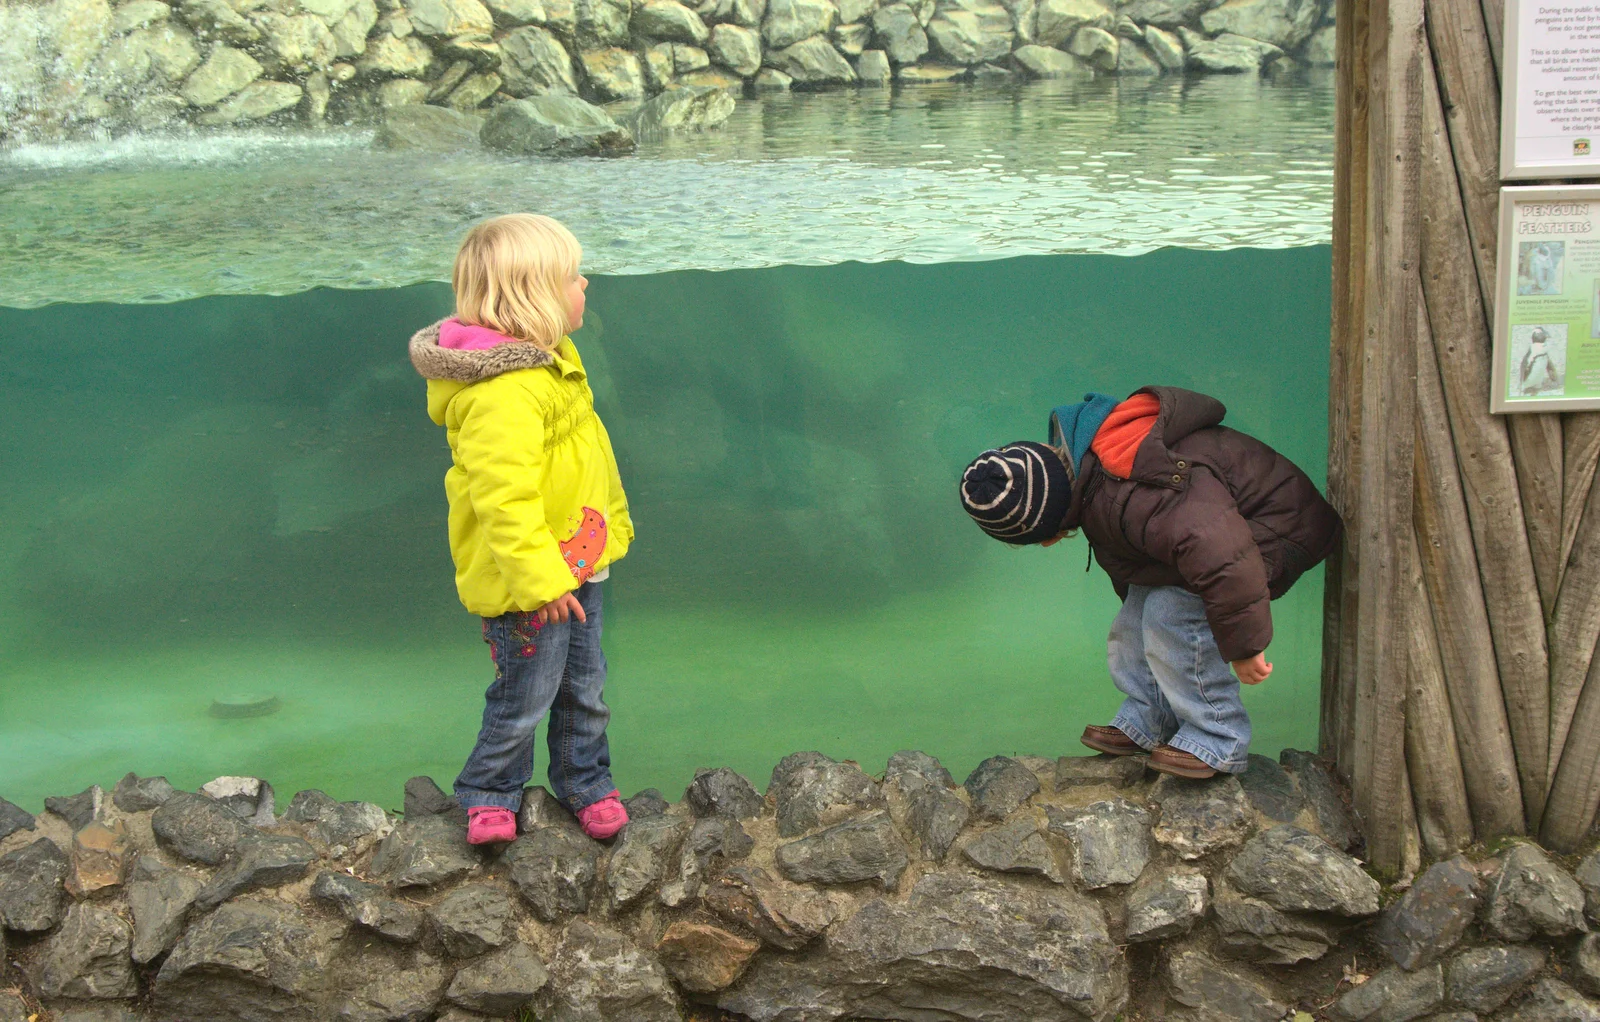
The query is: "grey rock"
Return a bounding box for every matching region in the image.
[703,864,835,949]
[356,33,437,76]
[1486,843,1588,941]
[1226,825,1379,917]
[1055,754,1145,789]
[578,46,646,100]
[46,785,104,831]
[337,949,451,1022]
[1046,797,1151,888]
[1144,23,1183,68]
[685,767,763,820]
[429,883,514,957]
[574,0,632,44]
[196,80,304,124]
[1304,22,1334,64]
[963,755,1041,821]
[1125,867,1208,942]
[629,84,735,136]
[961,814,1063,882]
[517,785,577,833]
[837,0,875,21]
[446,942,551,1015]
[708,22,763,72]
[113,773,177,813]
[537,919,682,1022]
[30,903,139,999]
[1119,0,1208,26]
[609,815,689,908]
[1374,856,1479,970]
[1151,773,1254,859]
[0,797,36,841]
[1212,875,1339,964]
[247,11,336,75]
[1010,42,1087,76]
[904,783,969,860]
[377,103,485,149]
[370,814,478,889]
[47,1006,145,1022]
[403,776,468,825]
[179,44,262,106]
[281,789,389,847]
[719,871,1124,1022]
[770,752,884,837]
[834,25,870,55]
[194,832,316,911]
[0,837,70,932]
[869,3,927,63]
[486,0,546,22]
[1502,979,1600,1022]
[623,788,670,820]
[0,992,22,1022]
[762,0,834,46]
[1578,849,1600,923]
[113,0,172,31]
[179,0,261,44]
[1578,933,1600,997]
[1200,0,1320,50]
[128,867,204,963]
[504,823,603,920]
[1067,23,1116,68]
[154,900,342,1022]
[754,65,796,87]
[1186,31,1283,72]
[689,816,754,865]
[312,870,427,942]
[499,24,577,94]
[1420,1014,1480,1022]
[885,750,956,792]
[1238,754,1306,822]
[1165,948,1286,1022]
[1034,0,1109,45]
[1281,749,1359,851]
[408,0,496,35]
[1329,964,1444,1022]
[633,0,709,40]
[926,0,1011,63]
[1446,945,1547,1013]
[774,810,907,888]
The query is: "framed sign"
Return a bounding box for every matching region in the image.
[1493,185,1600,412]
[1500,0,1600,179]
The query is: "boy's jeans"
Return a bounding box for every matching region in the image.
[455,581,616,813]
[1107,585,1251,773]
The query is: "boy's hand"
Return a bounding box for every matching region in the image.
[536,592,587,625]
[1232,654,1272,685]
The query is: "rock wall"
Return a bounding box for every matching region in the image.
[3,747,1599,1021]
[0,0,1336,144]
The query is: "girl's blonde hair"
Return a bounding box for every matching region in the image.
[453,214,583,350]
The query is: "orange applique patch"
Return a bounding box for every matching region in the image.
[560,507,607,583]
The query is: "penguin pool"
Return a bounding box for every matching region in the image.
[0,74,1334,810]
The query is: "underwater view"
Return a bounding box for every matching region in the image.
[0,74,1334,811]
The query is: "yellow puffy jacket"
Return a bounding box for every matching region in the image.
[409,320,634,616]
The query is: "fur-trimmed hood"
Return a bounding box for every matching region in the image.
[408,319,555,384]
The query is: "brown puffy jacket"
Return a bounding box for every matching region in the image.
[1062,386,1342,662]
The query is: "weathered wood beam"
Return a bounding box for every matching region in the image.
[1563,414,1600,575]
[1405,524,1476,856]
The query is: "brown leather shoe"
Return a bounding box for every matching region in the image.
[1080,725,1144,757]
[1148,744,1217,779]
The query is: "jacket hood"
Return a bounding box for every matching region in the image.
[409,319,555,384]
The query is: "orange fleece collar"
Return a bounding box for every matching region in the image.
[1090,393,1161,479]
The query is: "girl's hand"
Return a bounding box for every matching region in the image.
[536,592,587,625]
[1232,653,1272,685]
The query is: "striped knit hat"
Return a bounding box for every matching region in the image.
[959,441,1071,545]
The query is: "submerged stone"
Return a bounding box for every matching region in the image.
[480,95,636,155]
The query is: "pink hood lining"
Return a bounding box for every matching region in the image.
[438,317,520,351]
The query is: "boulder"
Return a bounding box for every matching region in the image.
[1212,876,1339,964]
[1125,867,1208,942]
[703,864,836,949]
[903,784,969,860]
[446,942,551,1015]
[832,22,870,53]
[926,0,1011,63]
[1445,945,1547,1014]
[46,786,104,831]
[337,949,451,1022]
[537,919,682,1022]
[1226,825,1379,917]
[720,871,1124,1022]
[774,810,907,887]
[708,22,763,73]
[633,0,709,40]
[1485,842,1588,941]
[656,920,761,992]
[1502,978,1600,1022]
[1011,43,1089,77]
[331,0,379,54]
[1067,23,1115,69]
[1119,0,1208,26]
[677,66,741,88]
[403,776,468,825]
[282,789,388,850]
[0,797,36,842]
[1186,32,1283,73]
[112,773,177,813]
[1237,754,1305,822]
[486,0,546,23]
[194,832,316,911]
[128,863,205,963]
[1054,754,1144,789]
[1033,0,1106,46]
[154,900,342,1022]
[761,0,834,47]
[67,820,132,897]
[196,79,303,124]
[113,0,173,31]
[623,788,670,821]
[574,0,632,44]
[1143,24,1182,69]
[504,822,604,920]
[29,903,139,999]
[499,24,578,94]
[836,0,875,20]
[608,815,690,908]
[248,12,336,74]
[356,34,437,77]
[1280,750,1359,851]
[963,756,1041,821]
[628,83,735,135]
[1304,22,1334,65]
[578,46,646,100]
[961,814,1063,882]
[1045,798,1150,888]
[0,837,71,932]
[1374,856,1480,970]
[377,103,485,148]
[369,814,478,889]
[311,870,427,942]
[378,77,432,106]
[1329,964,1445,1022]
[1150,774,1254,859]
[769,752,884,837]
[1165,948,1286,1022]
[407,0,495,35]
[180,0,260,43]
[429,883,515,957]
[1200,0,1320,50]
[179,44,261,105]
[755,64,796,86]
[869,3,926,63]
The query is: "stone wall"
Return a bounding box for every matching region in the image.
[0,0,1335,144]
[3,747,1599,1021]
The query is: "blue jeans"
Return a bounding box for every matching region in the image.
[1107,585,1251,773]
[455,581,616,813]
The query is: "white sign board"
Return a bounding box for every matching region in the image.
[1502,1,1600,179]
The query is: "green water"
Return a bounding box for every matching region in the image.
[0,247,1330,811]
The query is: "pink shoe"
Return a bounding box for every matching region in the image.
[466,806,517,845]
[576,791,628,840]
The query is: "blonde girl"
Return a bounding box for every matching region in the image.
[409,214,634,844]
